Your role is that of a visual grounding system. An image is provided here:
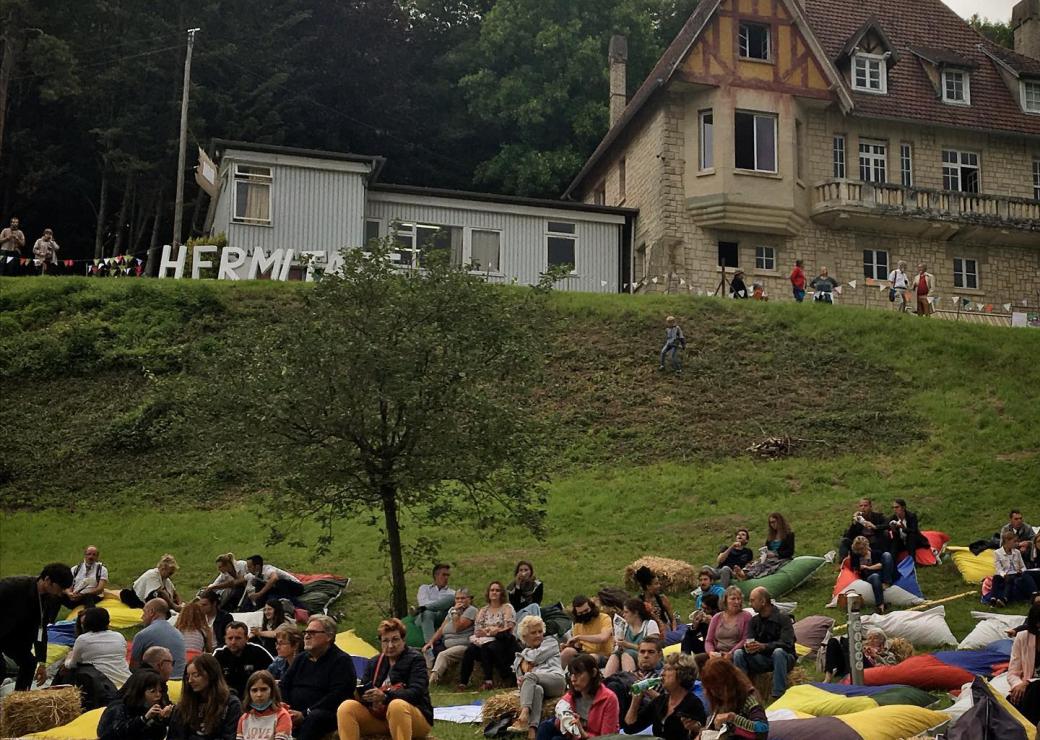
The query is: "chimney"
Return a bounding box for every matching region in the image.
[609,35,628,127]
[1012,0,1040,60]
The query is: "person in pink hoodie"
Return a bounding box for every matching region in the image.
[1008,602,1040,725]
[536,654,619,740]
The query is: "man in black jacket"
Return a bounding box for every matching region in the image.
[838,498,895,586]
[282,615,357,740]
[213,621,273,698]
[732,587,796,699]
[198,590,233,648]
[0,563,73,690]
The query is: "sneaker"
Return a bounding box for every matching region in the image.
[823,550,837,564]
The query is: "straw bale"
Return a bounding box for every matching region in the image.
[623,556,699,592]
[750,667,808,704]
[0,685,81,737]
[481,691,560,723]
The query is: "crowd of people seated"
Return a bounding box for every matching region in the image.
[3,503,1038,740]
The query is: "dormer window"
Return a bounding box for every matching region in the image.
[942,69,970,105]
[1023,80,1040,113]
[853,53,886,93]
[739,23,770,60]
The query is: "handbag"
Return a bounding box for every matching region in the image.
[365,653,405,719]
[888,287,897,302]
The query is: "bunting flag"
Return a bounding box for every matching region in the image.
[64,259,74,268]
[651,276,658,284]
[848,280,857,289]
[1004,303,1012,312]
[962,298,972,307]
[135,263,144,277]
[135,258,143,265]
[984,304,994,313]
[834,285,843,295]
[679,278,686,286]
[952,296,960,304]
[600,280,607,287]
[19,257,28,266]
[879,284,888,292]
[4,255,13,263]
[866,277,876,286]
[1023,299,1030,307]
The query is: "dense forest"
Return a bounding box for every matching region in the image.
[0,1,1012,260]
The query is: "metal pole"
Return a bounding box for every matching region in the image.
[172,28,200,248]
[847,594,865,685]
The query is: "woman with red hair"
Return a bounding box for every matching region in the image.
[698,658,768,739]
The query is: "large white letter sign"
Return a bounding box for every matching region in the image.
[218,247,248,280]
[158,244,186,279]
[192,245,219,280]
[248,248,285,280]
[278,249,295,281]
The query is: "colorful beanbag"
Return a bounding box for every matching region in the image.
[770,684,878,716]
[810,682,936,708]
[829,555,924,608]
[958,611,1025,650]
[24,707,103,739]
[860,605,958,647]
[67,596,143,629]
[862,654,975,690]
[932,646,1011,676]
[948,546,996,584]
[914,530,950,566]
[335,628,381,675]
[736,556,826,598]
[793,615,835,658]
[770,705,949,740]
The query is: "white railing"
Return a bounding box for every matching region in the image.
[812,179,1040,225]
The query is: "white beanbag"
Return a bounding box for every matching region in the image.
[833,579,924,608]
[957,611,1026,650]
[945,673,1014,722]
[860,605,957,648]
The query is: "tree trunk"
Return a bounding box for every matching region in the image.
[112,171,133,256]
[0,21,15,165]
[93,170,108,260]
[145,186,163,276]
[381,484,409,618]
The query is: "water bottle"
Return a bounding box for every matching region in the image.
[630,676,662,695]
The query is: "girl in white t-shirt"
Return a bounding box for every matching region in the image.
[235,670,292,740]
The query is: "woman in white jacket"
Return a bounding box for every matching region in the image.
[510,616,565,739]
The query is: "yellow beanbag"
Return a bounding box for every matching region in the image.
[46,643,71,665]
[168,679,182,702]
[770,684,879,716]
[838,705,950,740]
[24,707,103,739]
[67,596,143,629]
[335,628,378,658]
[948,546,997,584]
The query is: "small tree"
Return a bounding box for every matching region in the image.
[215,244,552,616]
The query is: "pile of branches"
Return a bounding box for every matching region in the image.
[747,435,828,459]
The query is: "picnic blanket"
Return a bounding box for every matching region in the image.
[828,555,923,607]
[294,576,349,615]
[67,596,142,629]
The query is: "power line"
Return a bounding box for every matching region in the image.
[11,45,182,82]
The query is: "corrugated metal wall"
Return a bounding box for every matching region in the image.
[366,196,622,293]
[214,162,367,254]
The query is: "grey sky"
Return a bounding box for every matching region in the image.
[945,0,1016,21]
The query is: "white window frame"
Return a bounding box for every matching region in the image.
[364,218,383,246]
[899,143,913,188]
[464,227,503,275]
[754,246,776,271]
[863,249,889,281]
[699,109,714,171]
[738,22,771,61]
[618,158,627,202]
[545,221,578,274]
[953,257,978,290]
[1034,159,1040,200]
[391,222,418,267]
[942,69,970,105]
[231,164,273,225]
[852,53,887,94]
[942,149,980,193]
[833,134,846,178]
[734,111,778,173]
[1023,80,1040,114]
[859,139,887,183]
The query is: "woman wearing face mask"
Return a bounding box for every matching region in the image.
[236,670,293,740]
[168,654,242,740]
[98,670,172,740]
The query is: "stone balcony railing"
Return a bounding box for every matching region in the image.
[811,178,1040,244]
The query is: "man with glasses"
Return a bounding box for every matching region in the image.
[282,615,357,740]
[138,646,177,708]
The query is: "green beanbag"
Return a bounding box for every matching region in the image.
[736,556,827,598]
[401,614,425,648]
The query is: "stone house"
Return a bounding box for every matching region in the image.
[564,0,1040,309]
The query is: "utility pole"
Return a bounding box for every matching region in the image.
[172,27,200,249]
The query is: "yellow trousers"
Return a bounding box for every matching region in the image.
[337,699,431,740]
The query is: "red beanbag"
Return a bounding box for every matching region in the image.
[863,654,974,691]
[914,531,950,566]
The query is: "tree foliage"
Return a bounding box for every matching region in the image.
[210,245,553,616]
[968,14,1013,49]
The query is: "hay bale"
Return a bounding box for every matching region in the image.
[480,691,560,723]
[750,667,807,705]
[623,556,699,592]
[0,685,82,737]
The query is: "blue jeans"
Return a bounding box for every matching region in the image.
[659,344,681,371]
[879,551,895,586]
[866,572,884,606]
[793,287,805,302]
[733,647,796,698]
[536,718,564,740]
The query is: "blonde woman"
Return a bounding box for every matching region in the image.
[510,616,565,738]
[121,555,182,610]
[850,536,886,613]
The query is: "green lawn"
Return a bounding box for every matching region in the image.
[2,278,1038,736]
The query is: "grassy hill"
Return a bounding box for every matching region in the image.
[2,277,1038,653]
